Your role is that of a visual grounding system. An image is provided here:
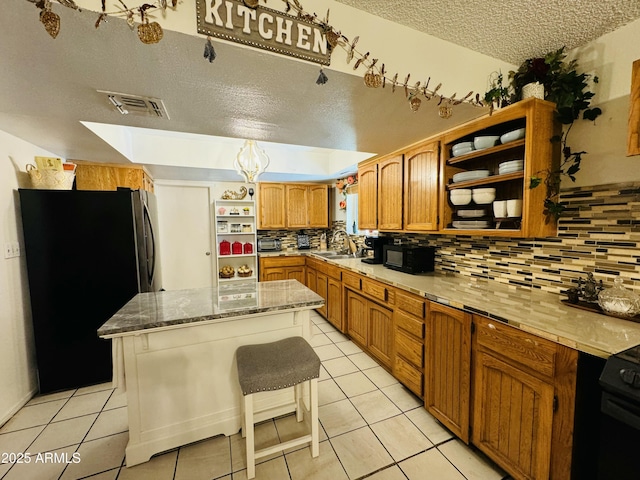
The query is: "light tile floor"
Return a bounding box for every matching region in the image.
[0,311,509,480]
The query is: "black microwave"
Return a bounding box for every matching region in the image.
[383,245,435,274]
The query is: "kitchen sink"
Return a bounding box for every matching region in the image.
[312,251,355,259]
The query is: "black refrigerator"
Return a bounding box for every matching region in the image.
[19,188,161,394]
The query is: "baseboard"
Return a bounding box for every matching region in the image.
[0,386,38,428]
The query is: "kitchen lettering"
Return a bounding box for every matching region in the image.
[198,0,330,64]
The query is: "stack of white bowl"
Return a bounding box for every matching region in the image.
[498,159,524,175]
[499,128,526,144]
[451,141,474,157]
[471,188,496,204]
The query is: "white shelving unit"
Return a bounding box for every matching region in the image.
[214,199,257,283]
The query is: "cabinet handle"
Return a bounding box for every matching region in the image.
[206,252,211,256]
[488,323,496,330]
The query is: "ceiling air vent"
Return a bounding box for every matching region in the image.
[97,90,170,119]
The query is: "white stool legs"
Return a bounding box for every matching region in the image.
[243,378,319,479]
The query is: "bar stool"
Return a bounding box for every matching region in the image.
[236,336,321,479]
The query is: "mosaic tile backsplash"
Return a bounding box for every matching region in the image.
[259,182,639,296]
[393,182,640,295]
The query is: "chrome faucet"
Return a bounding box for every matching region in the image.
[331,229,356,257]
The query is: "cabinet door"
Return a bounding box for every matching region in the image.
[258,183,286,229]
[358,163,378,230]
[327,277,343,332]
[306,266,317,294]
[472,350,554,480]
[285,266,306,285]
[285,185,308,228]
[377,154,404,231]
[346,290,368,347]
[404,141,439,231]
[75,164,146,191]
[368,301,393,368]
[316,272,328,318]
[308,185,329,228]
[262,268,286,282]
[425,302,472,443]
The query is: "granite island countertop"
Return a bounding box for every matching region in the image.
[98,279,323,337]
[260,250,640,358]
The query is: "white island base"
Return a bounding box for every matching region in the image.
[98,281,322,467]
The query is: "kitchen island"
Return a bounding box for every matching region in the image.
[97,279,323,467]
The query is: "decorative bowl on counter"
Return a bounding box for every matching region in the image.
[473,136,500,150]
[500,128,526,144]
[472,187,496,204]
[597,277,640,317]
[450,189,472,205]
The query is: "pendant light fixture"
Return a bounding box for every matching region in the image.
[234,140,270,183]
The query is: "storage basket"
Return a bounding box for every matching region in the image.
[27,164,75,190]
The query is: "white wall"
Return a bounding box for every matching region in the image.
[0,131,59,424]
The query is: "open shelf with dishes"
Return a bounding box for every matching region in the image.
[438,98,560,237]
[214,199,257,282]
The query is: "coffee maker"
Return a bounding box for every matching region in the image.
[361,236,389,264]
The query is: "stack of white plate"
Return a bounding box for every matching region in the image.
[452,220,491,229]
[457,209,486,218]
[498,159,524,175]
[452,170,490,183]
[451,141,474,157]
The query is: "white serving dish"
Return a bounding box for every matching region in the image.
[450,189,472,206]
[499,166,524,175]
[452,220,491,229]
[457,209,486,218]
[452,170,490,183]
[473,136,500,150]
[500,128,526,144]
[472,187,496,204]
[451,146,474,157]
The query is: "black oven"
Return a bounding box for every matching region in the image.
[383,245,434,274]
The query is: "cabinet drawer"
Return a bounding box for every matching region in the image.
[475,316,556,378]
[394,356,422,397]
[395,329,423,367]
[326,263,341,281]
[261,256,305,268]
[362,278,387,302]
[396,290,426,318]
[342,271,361,290]
[395,310,424,339]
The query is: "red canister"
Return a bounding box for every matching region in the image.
[232,241,243,255]
[219,240,231,255]
[243,242,253,254]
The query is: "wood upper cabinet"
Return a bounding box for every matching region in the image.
[425,302,472,443]
[260,183,329,229]
[404,141,439,231]
[258,183,286,229]
[358,162,378,230]
[74,161,154,192]
[377,153,404,231]
[285,185,308,228]
[307,185,330,228]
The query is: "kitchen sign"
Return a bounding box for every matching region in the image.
[196,0,332,65]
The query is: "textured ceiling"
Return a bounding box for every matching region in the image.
[335,0,640,64]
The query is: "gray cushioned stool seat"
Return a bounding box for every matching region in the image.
[236,336,320,395]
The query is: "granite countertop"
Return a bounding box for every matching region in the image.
[98,279,323,338]
[260,250,640,358]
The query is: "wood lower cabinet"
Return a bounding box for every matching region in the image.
[326,277,343,331]
[258,256,305,283]
[346,289,368,346]
[473,350,554,480]
[368,302,394,367]
[74,161,154,192]
[306,258,344,331]
[393,290,426,397]
[316,271,328,318]
[471,315,578,480]
[424,302,472,443]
